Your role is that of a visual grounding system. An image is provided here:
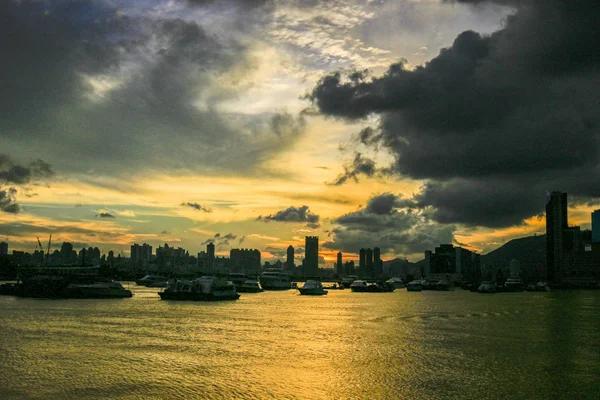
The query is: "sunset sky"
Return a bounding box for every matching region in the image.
[1,0,598,264]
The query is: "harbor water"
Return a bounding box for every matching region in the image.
[1,286,599,399]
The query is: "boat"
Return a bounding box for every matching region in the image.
[350,280,395,293]
[259,272,292,290]
[478,281,497,293]
[386,277,406,289]
[350,280,368,292]
[298,280,328,295]
[435,279,453,291]
[65,281,133,298]
[504,277,524,292]
[324,282,344,290]
[535,281,551,292]
[406,281,423,292]
[135,275,167,286]
[159,276,240,301]
[228,273,250,288]
[237,279,264,293]
[341,275,359,288]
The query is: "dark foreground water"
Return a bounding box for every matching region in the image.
[1,286,599,400]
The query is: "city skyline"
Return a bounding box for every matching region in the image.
[1,0,599,263]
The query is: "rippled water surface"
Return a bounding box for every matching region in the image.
[1,286,599,399]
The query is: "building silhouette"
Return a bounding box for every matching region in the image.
[207,242,215,272]
[230,248,261,274]
[373,247,382,277]
[366,248,373,277]
[131,243,152,267]
[592,209,600,243]
[286,245,294,271]
[1,241,9,256]
[424,244,480,283]
[336,252,343,276]
[304,236,319,276]
[546,191,568,282]
[359,248,366,274]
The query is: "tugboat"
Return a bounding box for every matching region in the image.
[406,281,423,292]
[237,279,264,293]
[159,276,239,301]
[298,280,328,295]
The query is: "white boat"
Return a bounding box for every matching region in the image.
[298,280,328,296]
[386,277,406,289]
[135,275,167,286]
[159,276,239,301]
[406,281,423,292]
[259,272,292,290]
[504,277,524,292]
[341,275,359,288]
[65,281,133,298]
[349,280,368,292]
[478,281,497,293]
[237,279,264,293]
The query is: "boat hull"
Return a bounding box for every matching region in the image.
[236,287,264,293]
[65,288,133,299]
[298,288,327,295]
[159,291,240,301]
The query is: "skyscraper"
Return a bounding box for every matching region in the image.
[305,236,319,277]
[336,252,343,276]
[373,247,382,277]
[546,191,568,283]
[592,210,600,243]
[287,245,294,271]
[359,248,366,272]
[207,242,215,272]
[366,248,373,278]
[0,242,7,256]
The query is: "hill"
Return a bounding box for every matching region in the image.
[481,234,546,268]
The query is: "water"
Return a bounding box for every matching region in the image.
[1,286,599,399]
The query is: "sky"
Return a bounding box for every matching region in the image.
[1,0,598,264]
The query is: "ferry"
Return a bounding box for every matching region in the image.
[341,275,359,288]
[406,281,423,292]
[259,272,292,290]
[504,277,524,292]
[159,276,239,301]
[237,279,264,293]
[298,280,328,296]
[65,281,132,298]
[135,275,167,286]
[386,277,406,289]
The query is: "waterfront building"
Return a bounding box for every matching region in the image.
[593,210,600,243]
[359,248,366,274]
[305,236,319,276]
[546,191,568,282]
[336,252,343,276]
[130,243,152,267]
[424,244,480,283]
[0,241,8,256]
[286,245,294,271]
[207,242,215,272]
[374,247,382,277]
[230,248,261,274]
[366,248,373,278]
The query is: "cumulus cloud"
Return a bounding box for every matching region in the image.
[181,202,213,213]
[311,0,600,228]
[201,232,237,247]
[0,187,19,214]
[0,154,54,213]
[324,193,455,256]
[258,205,320,228]
[0,1,305,179]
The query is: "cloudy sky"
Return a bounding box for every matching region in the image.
[1,0,598,263]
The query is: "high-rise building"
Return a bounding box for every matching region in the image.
[305,236,319,277]
[0,241,9,256]
[366,248,373,277]
[373,247,382,277]
[592,210,600,243]
[336,252,343,276]
[207,242,215,272]
[60,242,74,265]
[359,248,366,273]
[286,245,294,271]
[546,191,568,283]
[230,248,261,273]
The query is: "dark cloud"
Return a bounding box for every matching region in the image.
[201,232,237,247]
[324,193,455,256]
[0,187,19,214]
[181,202,213,213]
[311,0,600,228]
[258,205,320,228]
[96,212,116,219]
[328,152,385,186]
[0,155,54,185]
[0,1,304,179]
